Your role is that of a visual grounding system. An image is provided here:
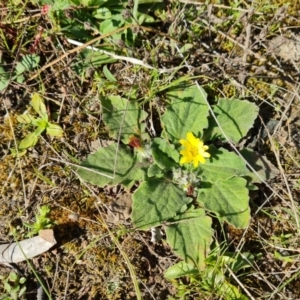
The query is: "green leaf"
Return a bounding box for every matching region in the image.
[35,124,47,137]
[4,281,11,293]
[103,65,117,82]
[46,122,64,137]
[10,290,18,299]
[199,145,249,182]
[224,252,255,273]
[179,43,194,54]
[15,63,25,76]
[39,205,50,216]
[165,209,213,269]
[19,285,27,297]
[13,54,40,83]
[15,54,40,75]
[0,54,39,92]
[93,7,112,19]
[209,98,259,143]
[16,114,35,124]
[164,261,199,279]
[52,0,73,10]
[31,93,48,119]
[73,50,116,75]
[25,205,53,237]
[10,148,27,157]
[80,0,105,6]
[18,131,40,149]
[23,222,35,229]
[19,277,26,284]
[215,275,249,300]
[99,15,124,35]
[15,73,25,84]
[8,272,18,281]
[199,177,250,228]
[137,12,156,23]
[151,138,179,170]
[101,95,148,143]
[147,163,163,177]
[0,66,10,91]
[132,178,191,229]
[33,118,48,129]
[78,143,148,188]
[161,84,209,142]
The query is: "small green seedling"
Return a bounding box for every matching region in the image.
[0,271,26,300]
[24,205,54,237]
[17,93,63,150]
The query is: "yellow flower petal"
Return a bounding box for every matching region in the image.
[179,132,210,168]
[180,139,191,149]
[193,159,199,168]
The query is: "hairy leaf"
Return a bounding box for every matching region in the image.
[78,143,148,188]
[132,178,191,229]
[199,177,250,228]
[165,209,213,269]
[209,98,258,143]
[161,84,209,142]
[199,145,249,182]
[101,95,148,144]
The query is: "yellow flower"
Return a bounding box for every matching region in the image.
[179,132,210,168]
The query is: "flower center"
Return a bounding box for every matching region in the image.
[190,146,198,157]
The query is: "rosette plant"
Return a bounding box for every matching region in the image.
[78,83,276,291]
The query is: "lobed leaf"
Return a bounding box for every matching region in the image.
[132,178,191,230]
[101,95,148,144]
[151,138,179,170]
[165,209,213,269]
[147,163,163,177]
[209,98,259,143]
[199,145,250,182]
[199,177,250,228]
[161,84,209,142]
[78,143,148,189]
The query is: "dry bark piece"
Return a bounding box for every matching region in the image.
[0,229,56,264]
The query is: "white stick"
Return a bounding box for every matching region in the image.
[67,38,183,74]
